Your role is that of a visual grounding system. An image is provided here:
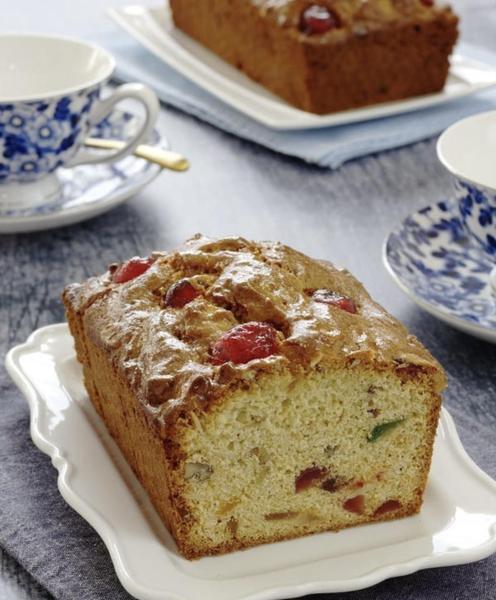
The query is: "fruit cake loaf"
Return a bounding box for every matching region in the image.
[63,235,446,559]
[169,0,459,114]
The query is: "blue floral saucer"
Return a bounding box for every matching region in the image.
[0,109,166,233]
[384,199,496,343]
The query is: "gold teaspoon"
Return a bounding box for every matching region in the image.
[84,137,190,172]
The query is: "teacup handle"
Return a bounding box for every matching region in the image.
[69,83,160,167]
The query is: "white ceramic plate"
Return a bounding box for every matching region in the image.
[6,323,496,600]
[108,4,496,131]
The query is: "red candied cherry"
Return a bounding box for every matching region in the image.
[112,256,155,284]
[420,0,434,6]
[295,466,328,493]
[343,494,365,515]
[210,322,278,366]
[164,279,199,308]
[312,289,358,314]
[300,5,340,35]
[374,499,402,517]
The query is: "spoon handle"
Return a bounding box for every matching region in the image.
[84,137,190,172]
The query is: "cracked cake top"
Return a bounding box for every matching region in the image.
[63,234,445,429]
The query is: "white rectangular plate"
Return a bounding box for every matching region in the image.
[6,323,496,600]
[108,4,496,130]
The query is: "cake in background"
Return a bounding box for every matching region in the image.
[169,0,459,114]
[63,235,445,559]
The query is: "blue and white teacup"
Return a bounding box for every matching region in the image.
[437,111,496,258]
[438,110,496,292]
[456,180,496,257]
[0,34,159,208]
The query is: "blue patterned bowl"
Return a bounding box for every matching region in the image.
[0,34,158,206]
[437,110,496,260]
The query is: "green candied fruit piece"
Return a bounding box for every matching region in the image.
[367,419,405,443]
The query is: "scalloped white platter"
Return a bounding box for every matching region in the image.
[108,4,496,130]
[6,323,496,600]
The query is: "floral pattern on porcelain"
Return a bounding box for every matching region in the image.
[385,200,496,331]
[0,110,162,221]
[0,85,101,183]
[456,179,496,257]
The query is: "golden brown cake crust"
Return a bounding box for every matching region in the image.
[63,235,445,434]
[169,0,459,114]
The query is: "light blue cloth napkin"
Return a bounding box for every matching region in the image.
[101,30,496,168]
